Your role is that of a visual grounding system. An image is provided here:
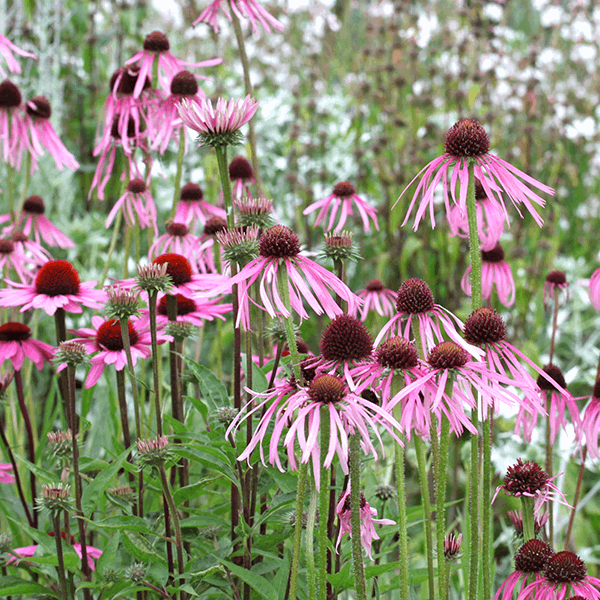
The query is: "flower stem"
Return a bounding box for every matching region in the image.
[521,496,536,543]
[275,262,302,382]
[391,377,410,600]
[52,511,70,600]
[158,462,186,600]
[317,405,331,600]
[349,433,367,600]
[482,414,493,600]
[171,131,186,216]
[101,209,123,286]
[465,159,482,310]
[565,445,587,549]
[306,477,318,599]
[289,462,309,600]
[148,291,163,436]
[214,145,235,229]
[14,370,37,529]
[16,153,31,215]
[115,369,136,502]
[435,414,451,600]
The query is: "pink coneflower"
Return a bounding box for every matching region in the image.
[582,379,600,461]
[0,259,106,315]
[228,155,255,200]
[174,183,226,230]
[543,269,568,306]
[19,195,75,248]
[0,34,37,77]
[235,197,276,229]
[353,280,397,321]
[335,489,395,560]
[154,293,231,328]
[25,96,79,172]
[125,31,222,98]
[493,459,571,518]
[507,509,549,539]
[398,118,553,230]
[374,278,477,357]
[461,243,515,307]
[0,79,31,169]
[151,70,205,154]
[177,95,258,141]
[232,373,402,488]
[194,0,284,35]
[589,267,600,310]
[351,337,431,440]
[518,551,600,600]
[515,364,582,445]
[70,315,168,388]
[10,231,53,267]
[303,181,379,232]
[151,253,230,298]
[0,463,15,484]
[312,314,373,387]
[149,221,211,270]
[0,238,37,282]
[494,539,555,600]
[208,225,360,330]
[446,178,504,251]
[0,322,54,370]
[444,533,463,560]
[106,179,158,234]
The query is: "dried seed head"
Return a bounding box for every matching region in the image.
[229,155,254,180]
[376,337,418,370]
[180,182,203,201]
[0,80,22,108]
[35,260,81,296]
[503,459,549,496]
[545,270,567,286]
[428,341,470,370]
[537,364,566,392]
[26,95,51,119]
[153,254,193,286]
[0,322,31,342]
[332,181,356,197]
[127,179,146,194]
[444,119,490,157]
[396,279,435,314]
[143,30,170,52]
[259,225,301,258]
[463,308,506,345]
[320,314,373,362]
[308,374,346,403]
[170,70,198,96]
[365,279,385,292]
[481,243,505,263]
[543,551,587,583]
[23,195,45,214]
[204,217,228,236]
[514,540,555,573]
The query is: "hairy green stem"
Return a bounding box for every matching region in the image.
[148,291,163,436]
[317,405,331,600]
[482,414,493,600]
[171,131,186,216]
[435,415,451,600]
[275,262,302,382]
[465,159,481,310]
[349,433,367,600]
[306,477,318,599]
[521,496,536,543]
[214,145,235,229]
[101,209,123,286]
[289,463,309,600]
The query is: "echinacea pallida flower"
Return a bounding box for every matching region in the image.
[0,34,37,77]
[0,463,15,484]
[194,0,284,35]
[352,279,397,321]
[397,118,553,230]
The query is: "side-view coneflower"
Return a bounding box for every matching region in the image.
[0,238,38,282]
[582,379,600,461]
[106,178,158,234]
[227,155,256,200]
[0,463,14,484]
[303,181,379,233]
[194,0,284,35]
[0,259,106,315]
[353,279,397,321]
[543,269,569,306]
[174,183,226,230]
[0,322,54,371]
[205,225,360,330]
[397,118,554,230]
[461,242,515,307]
[19,195,75,248]
[589,266,600,310]
[0,79,31,169]
[125,31,221,98]
[0,34,37,77]
[10,231,52,268]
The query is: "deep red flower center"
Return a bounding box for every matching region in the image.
[229,156,254,180]
[537,363,566,392]
[112,66,151,95]
[143,31,170,52]
[167,222,189,237]
[481,243,505,263]
[96,319,139,351]
[428,341,470,369]
[35,260,81,296]
[545,270,567,285]
[259,225,301,258]
[544,552,587,583]
[332,181,356,197]
[153,254,192,286]
[308,374,346,403]
[593,378,600,400]
[396,278,435,314]
[26,96,51,119]
[365,279,384,292]
[23,195,45,214]
[376,337,418,370]
[0,80,22,108]
[320,314,373,362]
[157,294,196,317]
[444,119,490,157]
[0,240,14,254]
[463,307,506,345]
[204,217,228,236]
[127,179,146,194]
[11,232,28,243]
[180,182,203,201]
[170,70,198,96]
[503,459,549,496]
[0,322,31,342]
[514,540,555,573]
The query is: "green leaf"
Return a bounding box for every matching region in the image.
[82,448,130,514]
[122,532,165,565]
[173,477,215,504]
[96,531,120,576]
[220,560,278,600]
[248,355,269,394]
[0,577,59,597]
[182,358,229,412]
[94,516,156,536]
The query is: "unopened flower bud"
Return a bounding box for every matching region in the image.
[213,406,238,426]
[374,484,395,502]
[37,483,72,513]
[136,262,173,294]
[105,285,141,321]
[165,321,194,341]
[235,197,275,228]
[125,562,146,583]
[136,435,170,467]
[47,430,75,459]
[217,226,260,264]
[54,342,89,368]
[320,231,361,262]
